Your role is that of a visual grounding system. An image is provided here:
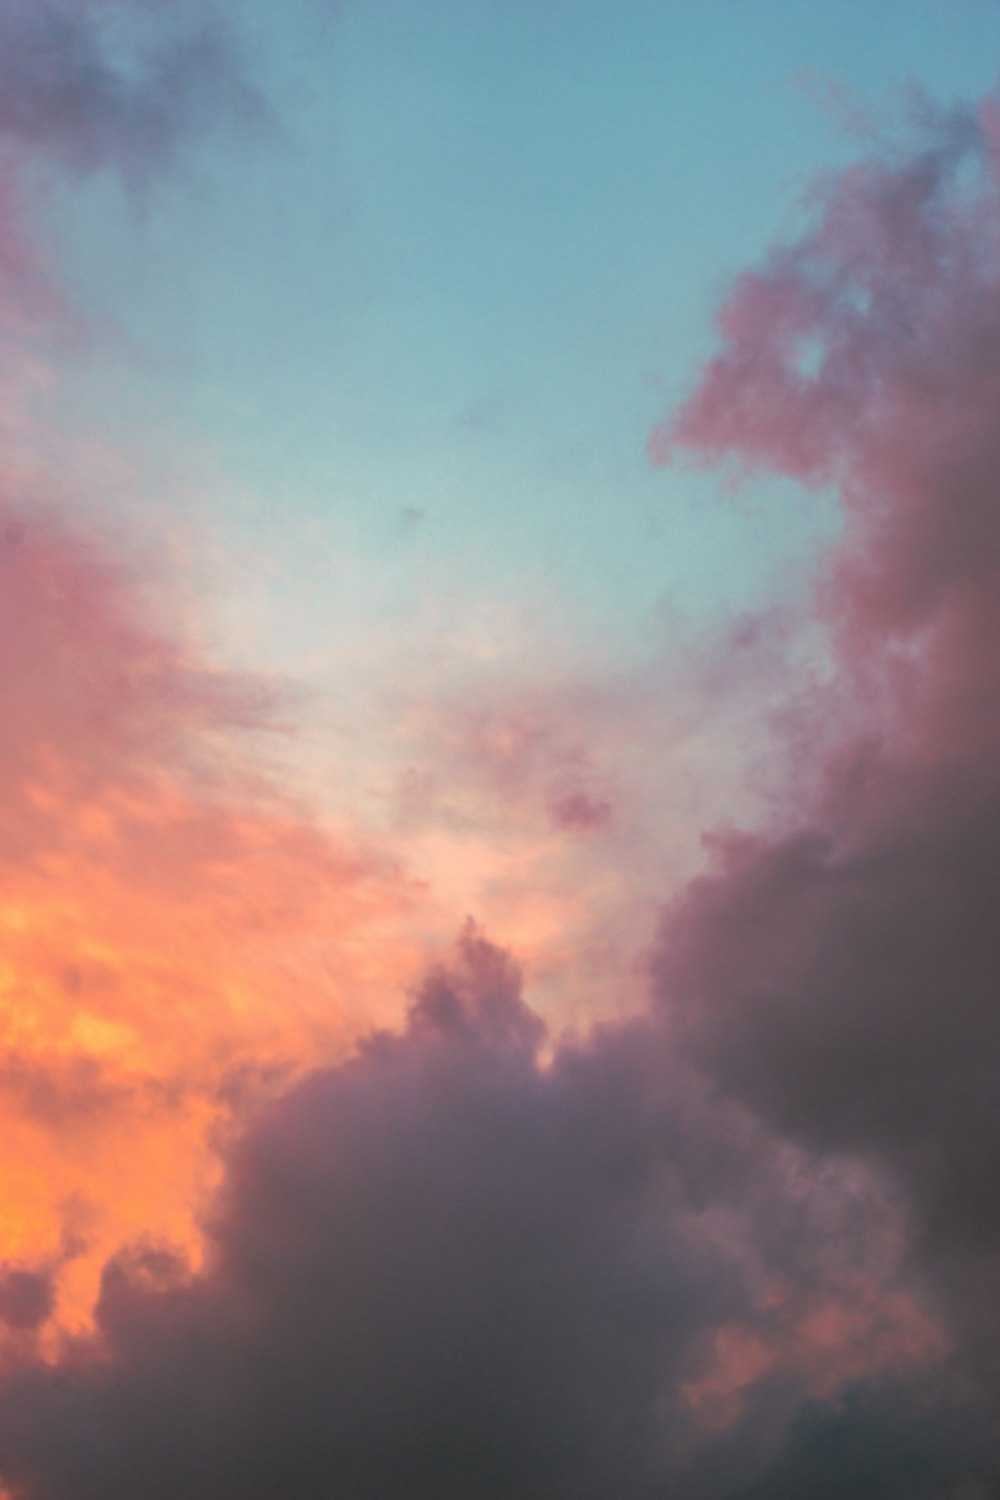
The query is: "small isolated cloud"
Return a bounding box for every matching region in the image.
[0,0,267,193]
[0,1,268,356]
[548,787,612,832]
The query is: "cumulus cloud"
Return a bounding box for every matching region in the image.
[0,927,938,1500]
[652,85,1000,1485]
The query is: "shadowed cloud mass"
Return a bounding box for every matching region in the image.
[0,927,938,1500]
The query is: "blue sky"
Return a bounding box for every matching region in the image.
[35,0,997,697]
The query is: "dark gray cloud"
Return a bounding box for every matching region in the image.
[731,1381,999,1500]
[0,1267,54,1332]
[652,90,1000,1248]
[0,927,913,1500]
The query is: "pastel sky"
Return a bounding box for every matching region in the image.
[2,3,1000,1497]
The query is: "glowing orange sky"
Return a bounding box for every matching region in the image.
[0,504,430,1333]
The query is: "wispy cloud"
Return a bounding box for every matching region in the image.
[0,0,266,192]
[0,501,413,1328]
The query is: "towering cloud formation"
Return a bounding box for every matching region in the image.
[652,89,1000,1488]
[0,927,933,1500]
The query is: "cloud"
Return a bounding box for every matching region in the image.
[0,1267,53,1333]
[651,84,1000,1483]
[0,928,937,1500]
[0,500,414,1329]
[731,1380,998,1500]
[0,0,267,350]
[0,0,266,193]
[548,787,612,831]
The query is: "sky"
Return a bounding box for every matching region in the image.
[1,2,1000,1496]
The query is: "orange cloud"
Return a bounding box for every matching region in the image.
[0,504,418,1334]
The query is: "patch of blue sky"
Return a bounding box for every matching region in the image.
[35,0,1000,672]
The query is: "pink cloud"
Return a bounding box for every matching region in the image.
[651,85,1000,1486]
[0,499,416,1330]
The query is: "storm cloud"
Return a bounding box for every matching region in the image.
[0,926,934,1500]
